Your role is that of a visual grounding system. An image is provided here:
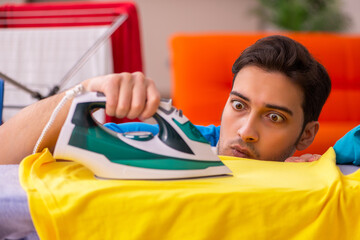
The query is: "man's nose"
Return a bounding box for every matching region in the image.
[237,114,259,143]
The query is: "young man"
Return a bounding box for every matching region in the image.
[107,35,331,162]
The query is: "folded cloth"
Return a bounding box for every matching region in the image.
[19,147,360,240]
[334,125,360,165]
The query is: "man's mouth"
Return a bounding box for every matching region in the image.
[231,145,253,159]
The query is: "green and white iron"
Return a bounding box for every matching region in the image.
[54,92,232,179]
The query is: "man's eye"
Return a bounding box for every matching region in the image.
[231,100,245,110]
[268,113,284,123]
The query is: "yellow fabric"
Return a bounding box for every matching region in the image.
[20,148,360,240]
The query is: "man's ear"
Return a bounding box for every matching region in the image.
[296,121,319,151]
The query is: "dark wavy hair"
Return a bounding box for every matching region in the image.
[232,35,331,126]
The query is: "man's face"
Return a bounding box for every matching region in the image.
[218,65,305,161]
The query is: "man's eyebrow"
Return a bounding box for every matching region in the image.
[230,90,293,116]
[230,91,249,101]
[265,104,293,116]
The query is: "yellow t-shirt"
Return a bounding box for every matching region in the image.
[20,148,360,240]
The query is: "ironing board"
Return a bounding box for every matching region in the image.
[0,1,142,122]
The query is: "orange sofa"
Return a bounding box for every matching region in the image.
[169,33,360,155]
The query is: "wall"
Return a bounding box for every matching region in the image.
[343,0,360,33]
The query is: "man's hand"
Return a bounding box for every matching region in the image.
[82,72,161,120]
[284,154,321,162]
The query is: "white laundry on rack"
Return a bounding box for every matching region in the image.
[0,26,113,121]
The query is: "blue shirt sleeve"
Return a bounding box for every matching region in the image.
[333,125,360,165]
[104,122,220,147]
[193,125,220,147]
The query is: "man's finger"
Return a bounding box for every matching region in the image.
[115,73,133,118]
[139,80,161,120]
[127,72,147,119]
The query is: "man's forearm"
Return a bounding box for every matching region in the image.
[0,92,70,164]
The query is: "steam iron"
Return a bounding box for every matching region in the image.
[54,92,232,179]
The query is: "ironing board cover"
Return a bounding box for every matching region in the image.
[19,148,360,240]
[0,79,3,123]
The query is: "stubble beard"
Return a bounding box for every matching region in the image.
[217,136,298,162]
